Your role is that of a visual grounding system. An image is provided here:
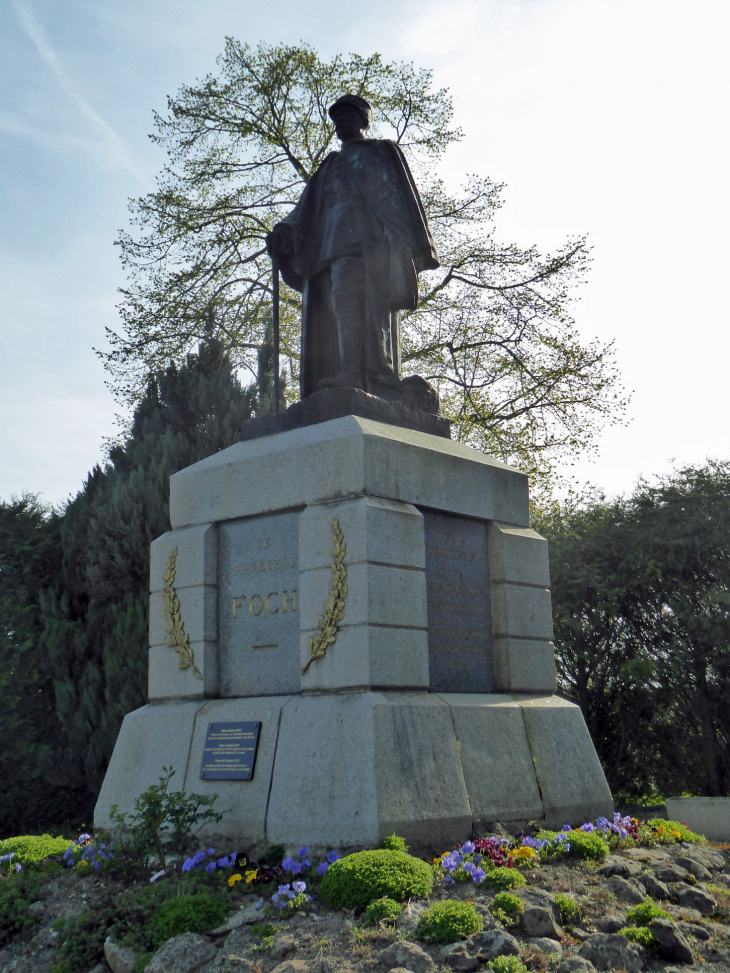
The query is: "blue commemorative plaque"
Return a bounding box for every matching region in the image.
[200,721,261,780]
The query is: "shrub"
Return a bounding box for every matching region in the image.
[318,850,432,910]
[648,819,705,844]
[482,867,527,890]
[487,958,528,973]
[0,834,71,865]
[625,901,671,926]
[416,900,482,943]
[146,893,231,947]
[364,897,402,924]
[0,869,44,947]
[380,834,409,854]
[621,926,657,953]
[260,844,286,865]
[491,892,524,926]
[544,829,609,862]
[554,893,579,925]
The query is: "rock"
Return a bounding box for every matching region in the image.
[605,876,646,903]
[104,939,137,973]
[664,902,703,922]
[675,846,727,872]
[598,855,643,879]
[676,920,710,941]
[676,882,718,914]
[269,963,309,973]
[440,944,479,972]
[380,941,436,973]
[209,901,263,934]
[649,918,694,963]
[596,915,625,933]
[716,873,730,888]
[90,965,111,973]
[657,864,694,884]
[469,929,521,960]
[147,933,217,973]
[569,928,592,941]
[514,888,563,940]
[622,847,671,865]
[701,947,730,964]
[676,856,713,882]
[643,873,671,899]
[529,937,563,955]
[270,936,297,962]
[557,958,598,973]
[395,900,428,935]
[579,933,645,973]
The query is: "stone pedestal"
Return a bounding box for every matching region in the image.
[95,416,612,848]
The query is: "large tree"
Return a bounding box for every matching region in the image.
[537,461,730,799]
[106,41,627,488]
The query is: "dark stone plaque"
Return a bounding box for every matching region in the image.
[423,510,493,693]
[200,721,261,780]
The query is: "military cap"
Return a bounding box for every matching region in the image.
[328,94,372,127]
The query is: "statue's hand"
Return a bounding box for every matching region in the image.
[266,226,292,258]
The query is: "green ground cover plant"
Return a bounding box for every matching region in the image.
[0,868,45,947]
[364,897,401,924]
[490,892,524,925]
[486,958,528,973]
[483,867,527,890]
[146,893,230,947]
[624,901,671,926]
[416,900,482,943]
[554,893,580,925]
[318,849,432,910]
[620,926,657,953]
[0,834,71,865]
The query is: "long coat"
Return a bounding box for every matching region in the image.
[274,139,440,397]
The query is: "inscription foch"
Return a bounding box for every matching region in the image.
[218,513,300,696]
[423,510,493,693]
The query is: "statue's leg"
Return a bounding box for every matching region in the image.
[318,256,366,391]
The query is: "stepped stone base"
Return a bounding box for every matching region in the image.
[95,415,613,850]
[94,691,612,850]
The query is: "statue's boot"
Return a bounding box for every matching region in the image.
[319,269,366,391]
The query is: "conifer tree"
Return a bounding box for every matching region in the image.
[38,338,255,814]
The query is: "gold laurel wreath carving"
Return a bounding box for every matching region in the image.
[163,547,202,680]
[302,518,347,674]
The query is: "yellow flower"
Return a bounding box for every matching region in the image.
[512,846,538,860]
[671,830,682,840]
[227,873,242,887]
[245,869,258,884]
[77,860,88,867]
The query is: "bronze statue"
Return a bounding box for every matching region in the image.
[266,94,441,411]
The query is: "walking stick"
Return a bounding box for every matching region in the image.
[271,253,280,414]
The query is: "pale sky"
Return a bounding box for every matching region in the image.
[1,0,728,506]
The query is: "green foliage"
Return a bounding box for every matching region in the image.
[0,834,71,865]
[318,849,432,910]
[0,868,44,947]
[379,833,409,854]
[109,40,626,487]
[20,338,255,826]
[364,897,402,924]
[491,892,524,926]
[109,767,223,868]
[564,830,609,862]
[620,926,657,953]
[625,901,671,926]
[554,893,580,925]
[482,867,527,890]
[134,952,153,973]
[260,843,286,865]
[536,461,730,798]
[648,819,706,844]
[486,957,528,973]
[0,495,80,837]
[146,893,230,947]
[51,907,110,973]
[251,922,278,940]
[416,899,482,943]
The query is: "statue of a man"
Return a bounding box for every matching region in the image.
[266,94,440,406]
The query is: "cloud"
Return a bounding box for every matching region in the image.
[7,0,150,189]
